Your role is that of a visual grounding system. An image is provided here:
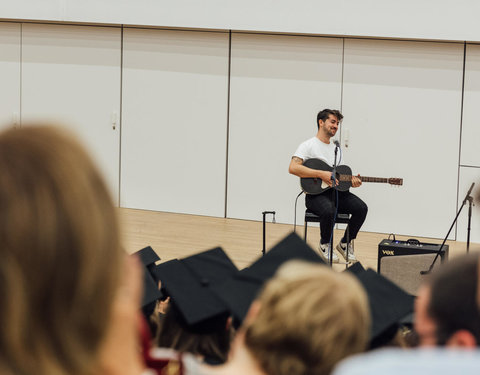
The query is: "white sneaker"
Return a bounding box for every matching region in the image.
[336,241,357,262]
[319,242,339,263]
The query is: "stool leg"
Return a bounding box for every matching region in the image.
[346,225,350,263]
[304,220,307,242]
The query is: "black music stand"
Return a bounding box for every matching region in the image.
[421,182,475,275]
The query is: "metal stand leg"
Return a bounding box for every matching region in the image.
[467,196,473,253]
[345,226,350,263]
[261,211,276,256]
[304,220,308,241]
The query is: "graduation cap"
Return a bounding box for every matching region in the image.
[134,246,161,280]
[345,261,366,275]
[131,246,162,310]
[213,232,325,324]
[153,247,238,327]
[352,268,415,349]
[142,268,163,309]
[151,258,178,296]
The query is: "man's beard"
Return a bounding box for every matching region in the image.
[326,128,336,137]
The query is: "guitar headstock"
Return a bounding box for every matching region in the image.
[388,178,403,186]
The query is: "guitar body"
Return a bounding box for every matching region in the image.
[300,158,403,194]
[301,159,352,194]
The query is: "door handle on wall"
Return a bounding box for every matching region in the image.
[344,128,350,148]
[111,111,117,130]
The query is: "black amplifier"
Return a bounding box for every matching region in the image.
[377,238,449,295]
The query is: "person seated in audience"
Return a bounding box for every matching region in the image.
[0,125,145,375]
[133,246,163,340]
[332,253,480,375]
[153,248,238,365]
[414,253,480,347]
[346,263,415,350]
[202,260,370,375]
[156,302,232,365]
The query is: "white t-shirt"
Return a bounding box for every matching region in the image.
[293,137,337,167]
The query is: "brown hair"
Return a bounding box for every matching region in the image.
[156,302,232,363]
[244,261,369,375]
[0,125,122,375]
[427,254,480,345]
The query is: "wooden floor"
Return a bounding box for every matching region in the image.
[119,208,479,271]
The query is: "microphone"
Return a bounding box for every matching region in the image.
[333,140,340,148]
[466,182,475,198]
[462,182,475,205]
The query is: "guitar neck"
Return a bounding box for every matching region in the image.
[360,176,390,183]
[340,175,389,183]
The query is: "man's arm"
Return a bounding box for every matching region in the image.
[288,156,334,186]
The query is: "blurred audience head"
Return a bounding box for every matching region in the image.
[415,253,480,348]
[153,248,238,364]
[0,125,126,375]
[156,302,232,364]
[234,261,370,375]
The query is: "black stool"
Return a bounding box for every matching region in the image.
[304,209,353,262]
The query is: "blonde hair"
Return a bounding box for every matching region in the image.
[244,261,370,375]
[0,125,122,375]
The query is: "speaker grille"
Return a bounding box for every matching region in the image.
[380,254,441,295]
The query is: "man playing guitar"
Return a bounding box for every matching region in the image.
[288,109,368,263]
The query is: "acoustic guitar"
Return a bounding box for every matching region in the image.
[300,158,403,195]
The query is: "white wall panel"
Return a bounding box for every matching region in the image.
[4,1,480,43]
[460,44,480,167]
[0,22,20,130]
[227,33,343,224]
[457,167,480,244]
[21,23,121,201]
[121,29,229,216]
[0,0,64,22]
[342,39,464,238]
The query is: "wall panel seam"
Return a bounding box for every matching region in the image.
[455,42,467,240]
[224,30,232,218]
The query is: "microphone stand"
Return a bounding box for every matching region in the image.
[421,182,475,275]
[467,193,474,253]
[262,211,276,256]
[329,144,339,267]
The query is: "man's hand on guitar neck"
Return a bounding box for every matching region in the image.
[351,174,362,188]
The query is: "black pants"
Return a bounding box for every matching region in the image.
[306,190,368,245]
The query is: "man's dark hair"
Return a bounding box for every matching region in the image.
[427,254,480,345]
[316,109,343,129]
